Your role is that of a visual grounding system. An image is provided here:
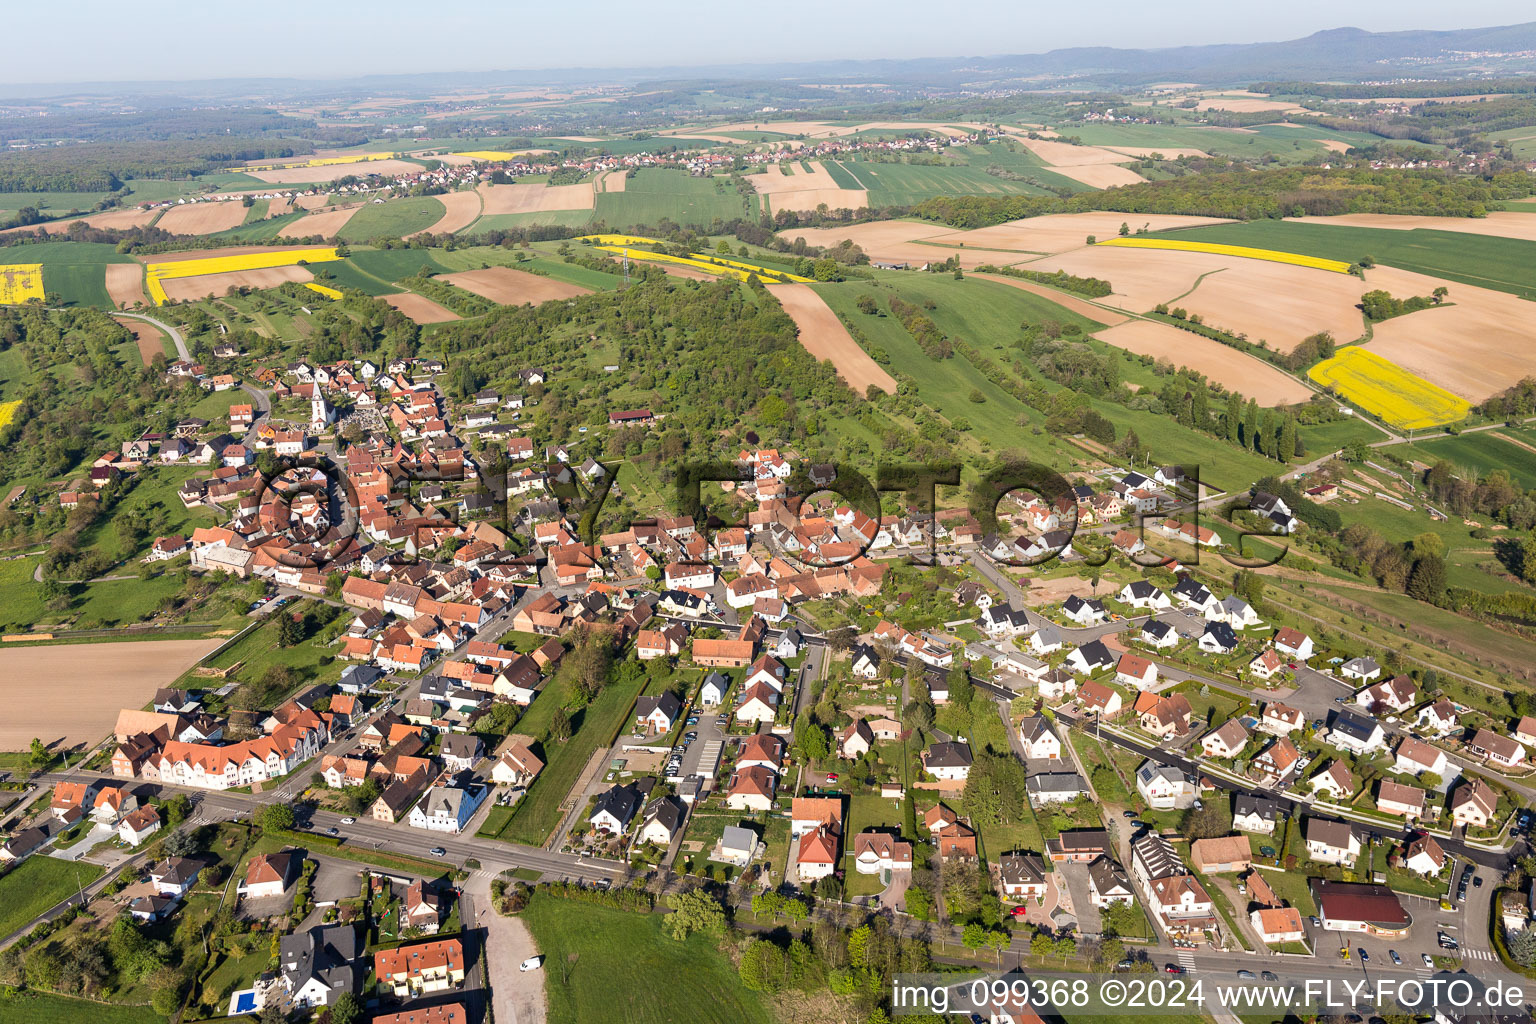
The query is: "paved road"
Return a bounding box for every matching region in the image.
[115,311,189,362]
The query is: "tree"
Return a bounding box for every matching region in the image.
[1511,926,1536,967]
[1278,414,1297,463]
[947,664,974,708]
[276,613,304,648]
[738,939,786,992]
[329,992,364,1024]
[259,803,295,833]
[163,793,193,828]
[1180,801,1227,840]
[664,889,725,941]
[1406,554,1447,603]
[963,922,987,951]
[847,924,872,968]
[902,698,934,734]
[1244,399,1259,452]
[550,706,572,743]
[26,737,50,772]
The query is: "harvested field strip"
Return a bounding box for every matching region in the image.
[1095,236,1352,273]
[305,283,343,300]
[408,189,482,237]
[769,283,896,395]
[382,292,460,323]
[1308,347,1470,430]
[439,265,592,305]
[0,264,44,304]
[115,315,171,366]
[1093,319,1312,406]
[145,247,341,304]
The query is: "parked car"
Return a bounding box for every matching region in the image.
[519,956,544,972]
[1261,972,1279,983]
[1237,970,1256,980]
[1422,954,1434,967]
[1358,949,1369,962]
[1389,950,1401,965]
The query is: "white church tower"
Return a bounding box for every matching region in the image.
[311,391,335,432]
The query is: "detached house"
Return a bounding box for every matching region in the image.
[998,853,1048,901]
[1416,698,1458,737]
[922,741,973,782]
[1469,728,1527,769]
[1309,760,1355,800]
[1232,794,1284,835]
[1201,720,1250,760]
[1451,778,1498,829]
[1260,702,1305,736]
[1328,709,1386,756]
[1376,780,1428,820]
[1118,580,1170,611]
[1017,716,1062,760]
[1115,653,1158,691]
[1272,627,1314,662]
[1305,818,1361,866]
[1355,675,1417,714]
[1394,737,1450,780]
[1136,762,1194,810]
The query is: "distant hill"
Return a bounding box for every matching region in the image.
[7,21,1536,100]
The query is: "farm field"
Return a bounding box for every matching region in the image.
[478,181,595,217]
[0,263,44,303]
[1092,319,1312,404]
[155,201,249,235]
[143,246,341,304]
[1395,430,1536,489]
[1094,236,1353,273]
[925,212,1232,255]
[336,196,447,241]
[0,206,160,237]
[969,272,1127,323]
[1308,347,1470,430]
[114,315,172,364]
[0,637,223,750]
[440,265,592,304]
[246,158,423,184]
[827,158,1056,206]
[0,241,132,307]
[1026,244,1369,350]
[279,205,360,239]
[1069,122,1380,161]
[1358,265,1536,402]
[382,292,460,323]
[105,263,147,307]
[1288,211,1536,243]
[520,896,774,1024]
[768,282,897,395]
[592,169,755,228]
[1156,219,1536,299]
[408,188,483,235]
[751,160,866,213]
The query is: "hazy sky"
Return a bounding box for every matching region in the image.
[6,0,1534,85]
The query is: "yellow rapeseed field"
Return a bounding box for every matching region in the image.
[0,264,45,304]
[144,248,343,305]
[579,234,661,246]
[1308,347,1471,429]
[1096,236,1353,274]
[243,152,394,171]
[0,400,20,429]
[583,236,812,283]
[304,283,343,300]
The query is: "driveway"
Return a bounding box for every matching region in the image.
[469,875,547,1024]
[1057,861,1102,936]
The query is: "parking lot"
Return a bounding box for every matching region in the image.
[670,705,730,788]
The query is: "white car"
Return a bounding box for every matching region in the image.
[339,816,356,825]
[518,956,544,972]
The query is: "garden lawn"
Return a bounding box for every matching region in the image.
[495,667,648,846]
[0,856,103,938]
[0,992,163,1024]
[520,896,775,1024]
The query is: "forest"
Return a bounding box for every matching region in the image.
[910,167,1536,227]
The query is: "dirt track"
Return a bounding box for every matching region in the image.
[0,638,223,751]
[768,283,896,395]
